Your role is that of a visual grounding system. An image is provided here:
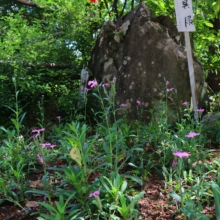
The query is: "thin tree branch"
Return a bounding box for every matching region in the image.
[103,0,111,17]
[120,0,127,17]
[112,0,119,19]
[131,0,134,10]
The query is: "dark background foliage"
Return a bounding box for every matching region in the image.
[0,0,219,128]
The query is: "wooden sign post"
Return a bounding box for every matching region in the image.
[174,0,198,121]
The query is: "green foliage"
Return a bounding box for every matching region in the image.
[38,193,78,220]
[0,1,220,219]
[211,182,220,220]
[0,77,219,219]
[0,0,100,126]
[145,0,175,16]
[0,0,220,126]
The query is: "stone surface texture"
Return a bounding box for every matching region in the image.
[88,2,206,122]
[202,112,220,127]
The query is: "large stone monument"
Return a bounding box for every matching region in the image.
[88,2,206,122]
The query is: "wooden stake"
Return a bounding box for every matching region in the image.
[184,32,198,121]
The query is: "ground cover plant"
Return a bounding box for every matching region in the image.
[0,0,220,219]
[0,0,219,127]
[0,78,220,219]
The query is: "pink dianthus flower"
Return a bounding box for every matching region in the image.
[136,100,141,105]
[173,151,190,158]
[89,190,100,198]
[185,132,200,138]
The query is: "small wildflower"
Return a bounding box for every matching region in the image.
[90,0,98,2]
[196,109,204,113]
[93,190,100,196]
[120,103,128,107]
[40,142,56,149]
[175,199,180,204]
[32,128,45,139]
[166,81,169,85]
[37,154,44,164]
[172,160,177,168]
[32,128,45,133]
[85,87,90,91]
[185,132,200,138]
[136,100,141,105]
[173,151,190,158]
[182,101,189,105]
[88,80,98,88]
[40,142,51,148]
[102,83,108,87]
[49,144,56,149]
[56,116,61,119]
[112,77,116,83]
[89,190,100,198]
[18,135,23,140]
[167,88,174,92]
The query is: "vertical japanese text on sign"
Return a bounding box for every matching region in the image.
[174,0,195,32]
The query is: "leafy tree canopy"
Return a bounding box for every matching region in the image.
[0,0,219,126]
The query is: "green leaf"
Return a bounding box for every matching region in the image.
[19,112,26,124]
[0,126,11,134]
[42,174,48,190]
[59,194,64,207]
[70,146,82,167]
[36,217,45,220]
[203,21,214,28]
[92,93,102,100]
[122,174,143,186]
[120,181,128,194]
[4,105,16,114]
[132,191,145,203]
[55,214,61,220]
[11,118,19,130]
[38,201,58,214]
[55,201,64,214]
[100,177,111,192]
[40,213,56,220]
[128,162,140,169]
[211,182,220,220]
[68,209,82,219]
[169,192,181,201]
[25,190,48,197]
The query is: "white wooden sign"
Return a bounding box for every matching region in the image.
[174,0,195,32]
